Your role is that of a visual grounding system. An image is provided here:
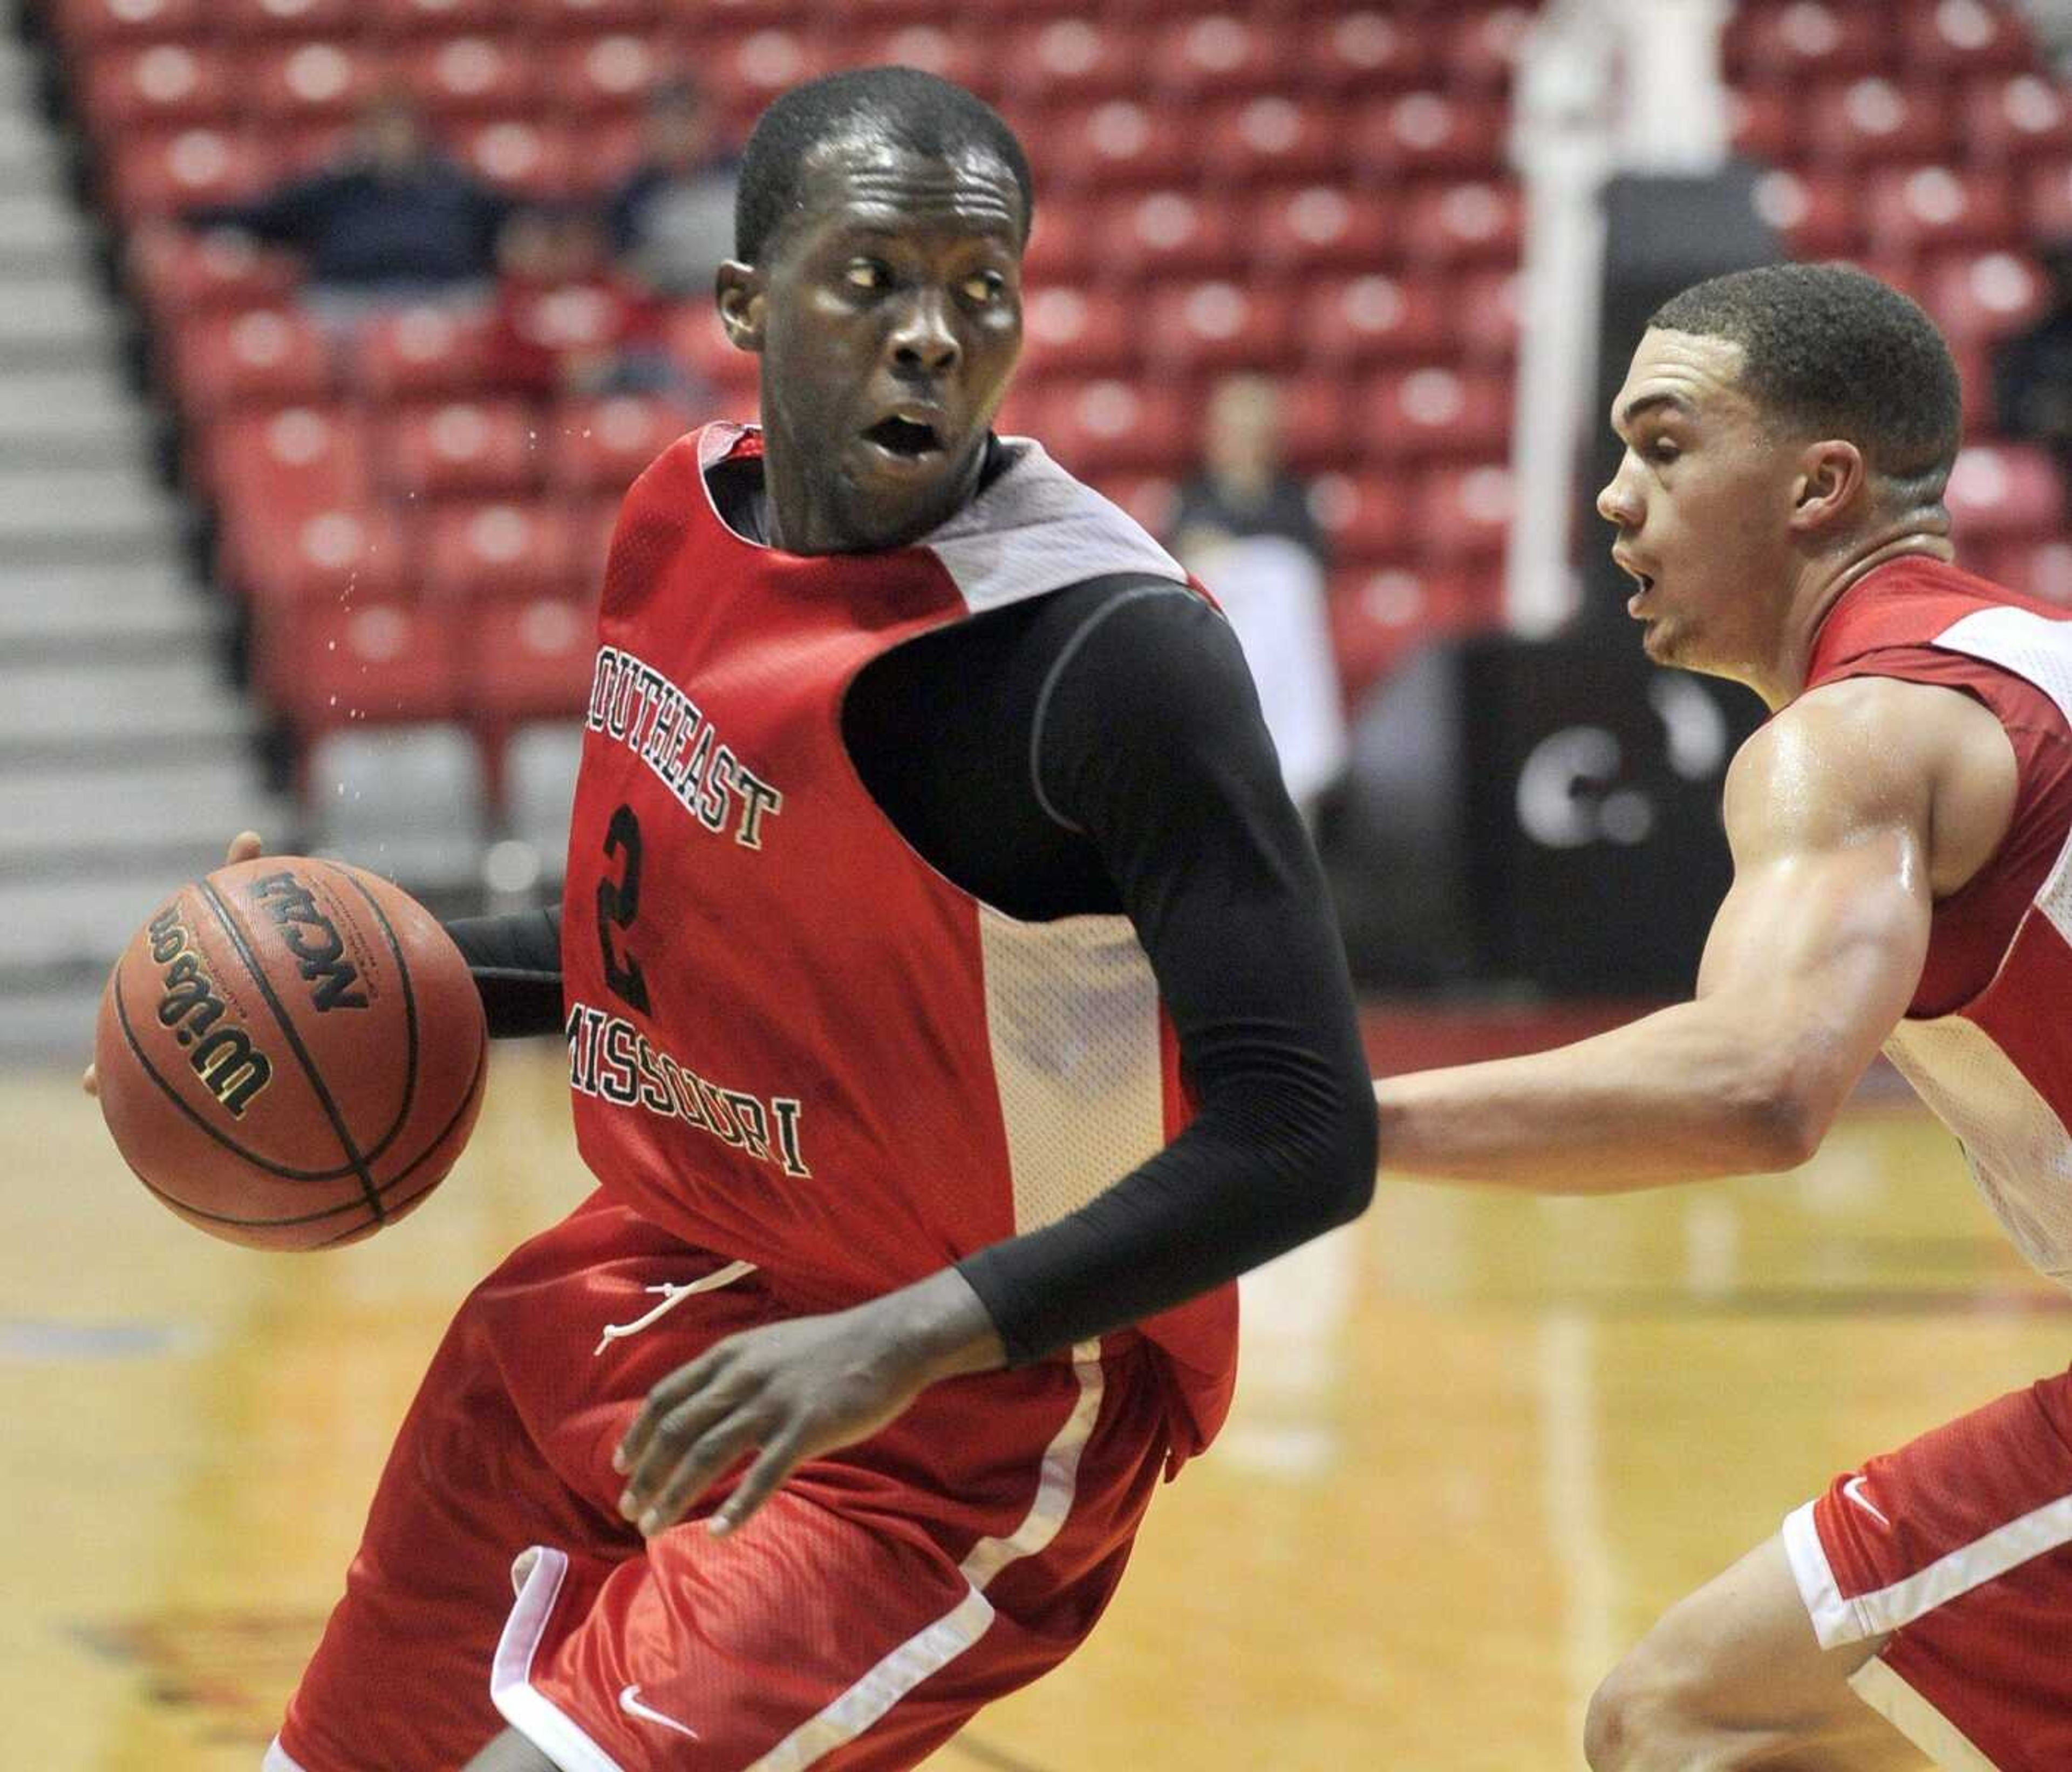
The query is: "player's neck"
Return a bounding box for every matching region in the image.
[1766,529,1957,710]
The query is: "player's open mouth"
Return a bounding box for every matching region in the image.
[860,414,945,466]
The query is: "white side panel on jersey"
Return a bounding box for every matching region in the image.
[977,906,1168,1235]
[926,438,1189,614]
[1883,1017,2072,1287]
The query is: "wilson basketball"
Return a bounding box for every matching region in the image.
[94,856,488,1251]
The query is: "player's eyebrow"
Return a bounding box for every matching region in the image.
[1615,391,1698,433]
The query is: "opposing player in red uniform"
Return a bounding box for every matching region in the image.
[1379,262,2072,1770]
[244,68,1375,1772]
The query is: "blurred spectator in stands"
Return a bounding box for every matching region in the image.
[185,90,508,331]
[605,79,739,299]
[1166,375,1347,822]
[1994,239,2072,510]
[486,203,694,402]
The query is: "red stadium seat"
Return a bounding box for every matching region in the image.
[1297,272,1454,370]
[1098,189,1246,283]
[1441,6,1537,92]
[1330,565,1494,703]
[51,0,205,51]
[1398,180,1524,269]
[1018,285,1143,381]
[1727,2,1891,83]
[82,43,234,134]
[1020,199,1102,287]
[353,305,496,402]
[1147,13,1293,100]
[1358,366,1512,464]
[2021,158,2072,243]
[1964,74,2072,165]
[1729,86,1800,165]
[1100,475,1178,538]
[1001,18,1151,106]
[571,495,622,581]
[1042,101,1201,194]
[1808,77,1959,166]
[242,505,413,682]
[366,0,507,33]
[419,500,582,604]
[1307,471,1410,567]
[522,0,663,31]
[545,32,671,115]
[128,226,301,324]
[1311,10,1437,96]
[207,403,372,509]
[168,306,333,418]
[1414,462,1514,564]
[664,303,758,400]
[1751,167,1863,257]
[1454,267,1525,366]
[469,597,598,724]
[1864,165,2020,256]
[1924,248,2051,346]
[830,23,991,100]
[448,119,583,200]
[107,127,269,224]
[1899,0,2034,76]
[1250,184,1397,276]
[241,40,388,124]
[1032,379,1195,478]
[1142,280,1299,376]
[543,393,697,496]
[1979,538,2072,605]
[697,0,815,29]
[395,35,540,118]
[277,602,461,732]
[215,0,360,36]
[1945,443,2064,543]
[379,399,541,501]
[703,29,832,135]
[1273,374,1357,475]
[1203,96,1348,188]
[1352,92,1508,180]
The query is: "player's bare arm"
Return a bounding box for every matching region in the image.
[1374,672,2015,1192]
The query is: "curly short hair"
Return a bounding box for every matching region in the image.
[734,66,1034,265]
[1650,262,1962,505]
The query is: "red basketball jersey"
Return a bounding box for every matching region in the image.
[1804,555,2072,1287]
[560,423,1238,1461]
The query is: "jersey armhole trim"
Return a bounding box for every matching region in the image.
[1028,584,1198,835]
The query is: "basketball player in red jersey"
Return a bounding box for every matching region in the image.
[1379,262,2071,1770]
[216,68,1376,1772]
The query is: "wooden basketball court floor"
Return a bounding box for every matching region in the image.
[6,1039,2066,1771]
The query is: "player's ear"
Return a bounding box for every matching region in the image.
[716,261,766,353]
[1788,439,1865,534]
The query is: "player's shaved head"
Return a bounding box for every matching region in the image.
[734,66,1034,265]
[1649,263,1962,509]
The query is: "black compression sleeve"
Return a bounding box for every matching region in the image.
[444,907,564,1038]
[953,589,1376,1362]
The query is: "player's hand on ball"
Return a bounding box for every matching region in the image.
[81,830,264,1099]
[614,1270,1005,1539]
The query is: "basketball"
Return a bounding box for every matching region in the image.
[93,855,488,1251]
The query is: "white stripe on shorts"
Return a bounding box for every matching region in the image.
[744,1339,1108,1771]
[1783,1489,2072,1648]
[261,1740,310,1771]
[1850,1658,2005,1771]
[490,1545,628,1772]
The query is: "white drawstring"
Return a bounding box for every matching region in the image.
[594,1259,758,1356]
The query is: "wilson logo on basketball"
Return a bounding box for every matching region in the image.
[146,904,274,1118]
[249,871,370,1012]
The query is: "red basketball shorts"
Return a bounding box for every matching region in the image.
[265,1195,1176,1771]
[1782,1365,2072,1771]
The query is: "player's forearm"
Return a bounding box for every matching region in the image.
[1375,1001,1819,1192]
[444,907,564,1038]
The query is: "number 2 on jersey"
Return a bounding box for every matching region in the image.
[596,802,651,1014]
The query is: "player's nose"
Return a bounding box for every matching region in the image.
[1596,462,1642,529]
[887,288,960,375]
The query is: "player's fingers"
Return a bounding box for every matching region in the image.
[81,1064,99,1098]
[619,1385,738,1514]
[634,1416,760,1537]
[615,1347,729,1475]
[706,1431,804,1538]
[224,830,264,865]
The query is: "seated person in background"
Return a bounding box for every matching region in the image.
[1166,373,1346,822]
[604,78,739,299]
[485,204,694,404]
[185,90,509,331]
[1993,238,2072,517]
